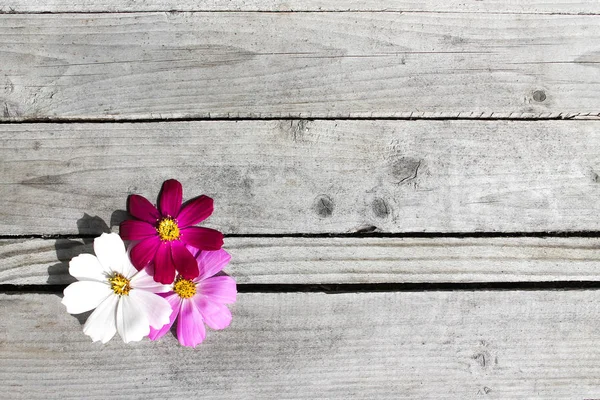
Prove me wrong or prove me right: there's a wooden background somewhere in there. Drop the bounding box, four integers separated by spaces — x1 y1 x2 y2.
1 1 600 398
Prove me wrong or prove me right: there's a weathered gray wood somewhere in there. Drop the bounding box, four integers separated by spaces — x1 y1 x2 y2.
1 13 600 121
3 121 600 235
2 0 600 13
2 291 600 399
3 236 600 285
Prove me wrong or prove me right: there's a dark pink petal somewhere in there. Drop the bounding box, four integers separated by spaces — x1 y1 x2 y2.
158 179 183 218
177 195 214 228
128 194 160 223
195 297 233 330
149 292 181 341
130 236 161 271
154 242 177 284
199 276 237 304
180 227 223 251
120 220 157 241
195 249 231 282
171 240 199 280
177 299 206 347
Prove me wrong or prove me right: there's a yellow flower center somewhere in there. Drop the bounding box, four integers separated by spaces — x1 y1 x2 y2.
157 217 180 241
109 273 131 296
173 277 197 299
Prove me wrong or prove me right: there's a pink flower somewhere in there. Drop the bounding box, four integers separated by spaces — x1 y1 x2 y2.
149 249 237 347
120 179 224 284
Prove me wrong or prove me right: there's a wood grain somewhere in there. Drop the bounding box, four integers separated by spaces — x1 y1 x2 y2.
3 236 600 285
2 0 600 13
2 291 600 399
3 120 600 235
1 12 600 120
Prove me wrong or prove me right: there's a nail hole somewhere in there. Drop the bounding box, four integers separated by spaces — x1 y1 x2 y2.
532 90 546 102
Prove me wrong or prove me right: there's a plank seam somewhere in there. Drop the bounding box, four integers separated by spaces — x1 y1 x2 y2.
3 282 600 295
5 232 600 240
1 115 598 124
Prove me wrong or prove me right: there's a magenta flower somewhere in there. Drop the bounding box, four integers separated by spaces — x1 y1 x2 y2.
149 248 236 347
120 179 224 284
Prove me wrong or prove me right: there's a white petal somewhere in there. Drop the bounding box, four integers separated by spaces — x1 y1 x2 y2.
69 254 109 282
121 251 137 279
116 296 150 343
94 233 127 274
62 281 112 314
129 289 172 330
83 295 119 343
130 267 171 293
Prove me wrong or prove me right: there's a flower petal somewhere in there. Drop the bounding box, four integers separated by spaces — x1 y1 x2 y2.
153 242 177 284
185 243 201 259
128 194 160 224
171 240 199 280
158 179 183 218
196 249 231 281
82 295 119 343
195 297 233 330
130 266 171 293
121 250 138 278
177 299 206 347
120 220 157 241
129 289 172 330
177 195 214 228
62 281 112 314
149 293 181 341
116 296 150 343
199 276 237 304
69 254 109 282
130 236 161 271
180 227 223 251
94 233 127 273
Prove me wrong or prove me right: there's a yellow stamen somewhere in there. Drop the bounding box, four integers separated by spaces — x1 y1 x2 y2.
109 273 131 296
173 277 197 299
157 217 180 241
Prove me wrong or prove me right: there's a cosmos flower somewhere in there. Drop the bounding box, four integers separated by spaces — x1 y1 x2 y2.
148 248 236 347
62 233 172 343
120 179 224 284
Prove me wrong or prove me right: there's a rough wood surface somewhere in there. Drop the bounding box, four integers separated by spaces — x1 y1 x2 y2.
2 4 600 398
2 0 600 13
3 236 600 285
1 13 600 121
2 291 600 399
3 121 600 235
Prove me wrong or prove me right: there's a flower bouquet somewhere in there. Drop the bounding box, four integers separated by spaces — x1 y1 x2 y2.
61 179 236 347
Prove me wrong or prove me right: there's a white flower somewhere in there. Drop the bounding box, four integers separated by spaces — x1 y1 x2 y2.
62 233 172 344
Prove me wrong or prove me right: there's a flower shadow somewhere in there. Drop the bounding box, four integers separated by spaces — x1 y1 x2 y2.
47 213 110 286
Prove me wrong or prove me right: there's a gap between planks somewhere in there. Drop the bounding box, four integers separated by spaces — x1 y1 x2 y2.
5 281 600 295
3 236 600 286
0 115 598 124
7 231 600 240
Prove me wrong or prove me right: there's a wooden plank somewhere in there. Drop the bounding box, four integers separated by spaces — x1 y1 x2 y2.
3 120 600 235
4 236 600 285
1 13 600 121
2 291 600 398
2 0 600 13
